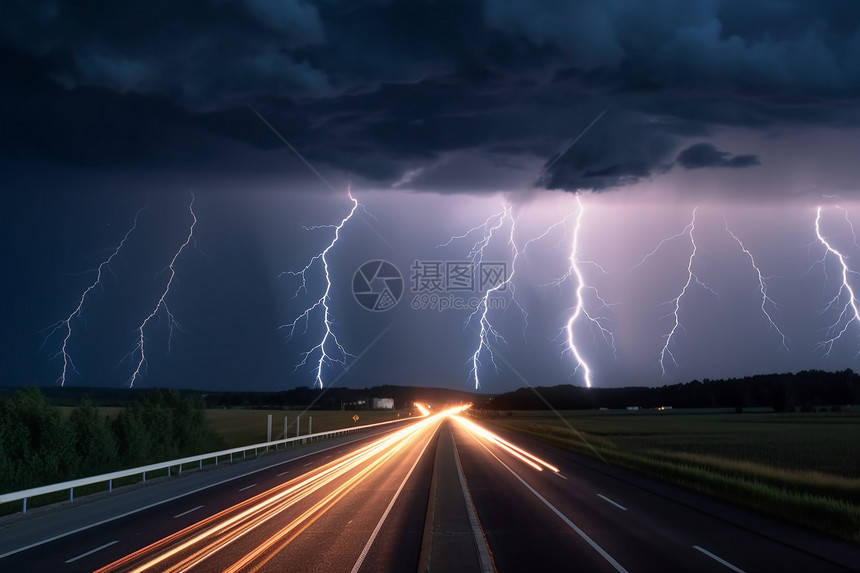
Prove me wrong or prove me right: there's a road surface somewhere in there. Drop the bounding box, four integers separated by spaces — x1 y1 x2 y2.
1 410 858 572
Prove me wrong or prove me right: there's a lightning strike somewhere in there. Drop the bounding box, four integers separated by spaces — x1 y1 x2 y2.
281 189 359 388
439 204 519 389
42 208 145 386
127 194 197 388
554 196 616 388
656 208 717 376
813 206 860 356
724 221 790 352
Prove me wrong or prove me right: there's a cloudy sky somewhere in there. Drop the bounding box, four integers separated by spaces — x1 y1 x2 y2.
4 0 860 393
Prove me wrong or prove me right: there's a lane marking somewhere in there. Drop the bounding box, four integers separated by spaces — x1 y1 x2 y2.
471 437 629 573
172 505 204 519
693 545 747 573
0 431 393 559
597 494 627 511
238 484 257 492
303 462 313 467
350 422 439 573
65 540 118 564
452 432 497 573
276 471 290 477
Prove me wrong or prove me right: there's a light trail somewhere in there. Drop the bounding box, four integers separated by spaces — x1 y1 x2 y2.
280 190 359 388
451 414 559 473
813 206 860 356
554 196 615 388
724 220 790 352
41 207 144 386
97 406 472 573
126 195 196 388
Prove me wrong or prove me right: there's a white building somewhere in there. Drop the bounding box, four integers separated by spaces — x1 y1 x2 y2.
372 397 394 410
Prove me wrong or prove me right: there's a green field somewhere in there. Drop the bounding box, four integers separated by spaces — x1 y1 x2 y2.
485 409 860 542
204 409 407 448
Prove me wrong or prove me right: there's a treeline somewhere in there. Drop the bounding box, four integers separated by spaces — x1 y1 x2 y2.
0 387 225 494
486 369 860 411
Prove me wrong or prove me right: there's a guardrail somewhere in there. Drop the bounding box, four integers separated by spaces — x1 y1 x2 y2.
0 415 412 514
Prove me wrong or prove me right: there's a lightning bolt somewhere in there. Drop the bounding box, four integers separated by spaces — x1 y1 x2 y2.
41 208 145 386
724 221 790 352
127 193 197 388
655 207 717 377
813 205 860 356
438 204 516 389
281 189 358 388
553 196 615 388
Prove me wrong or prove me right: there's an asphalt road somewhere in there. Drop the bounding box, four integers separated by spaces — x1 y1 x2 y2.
450 418 860 573
2 412 858 573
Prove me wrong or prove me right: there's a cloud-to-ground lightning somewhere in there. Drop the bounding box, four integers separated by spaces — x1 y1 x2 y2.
812 206 860 356
41 208 144 386
724 220 790 352
652 208 718 376
439 204 519 389
127 194 197 387
281 190 359 388
550 196 616 388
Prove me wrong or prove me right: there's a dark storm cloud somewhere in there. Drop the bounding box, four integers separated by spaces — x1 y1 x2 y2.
676 143 761 170
1 0 859 191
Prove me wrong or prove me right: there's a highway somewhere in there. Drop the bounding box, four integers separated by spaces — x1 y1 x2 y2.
1 407 858 572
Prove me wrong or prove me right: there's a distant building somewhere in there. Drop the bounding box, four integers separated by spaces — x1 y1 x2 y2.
626 406 639 411
372 397 394 410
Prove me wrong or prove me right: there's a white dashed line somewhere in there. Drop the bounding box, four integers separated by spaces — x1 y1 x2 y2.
693 545 747 573
238 484 257 492
173 505 204 519
276 470 290 477
597 494 627 511
65 541 118 563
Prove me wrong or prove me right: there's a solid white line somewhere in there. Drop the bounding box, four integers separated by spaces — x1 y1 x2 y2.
597 494 627 511
349 422 438 573
65 540 118 563
276 471 290 477
474 439 629 573
0 433 380 560
172 505 204 519
238 484 257 492
693 545 747 573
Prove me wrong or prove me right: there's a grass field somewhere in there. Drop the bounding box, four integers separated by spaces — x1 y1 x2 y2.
484 409 860 542
203 409 407 448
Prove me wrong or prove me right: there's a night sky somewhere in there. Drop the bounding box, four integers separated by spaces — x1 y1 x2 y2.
4 1 860 393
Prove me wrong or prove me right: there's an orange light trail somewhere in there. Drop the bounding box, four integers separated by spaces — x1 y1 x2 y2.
96 411 453 573
95 405 547 572
451 415 559 473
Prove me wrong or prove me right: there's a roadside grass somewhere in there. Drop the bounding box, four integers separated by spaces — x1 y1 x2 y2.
487 411 860 543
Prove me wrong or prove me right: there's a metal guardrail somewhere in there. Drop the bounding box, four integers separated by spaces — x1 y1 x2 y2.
0 416 411 514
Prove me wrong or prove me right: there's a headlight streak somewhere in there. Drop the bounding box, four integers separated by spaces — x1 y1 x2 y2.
96 408 469 573
451 415 559 474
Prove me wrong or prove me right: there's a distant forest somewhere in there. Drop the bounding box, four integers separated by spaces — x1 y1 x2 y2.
485 369 860 412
